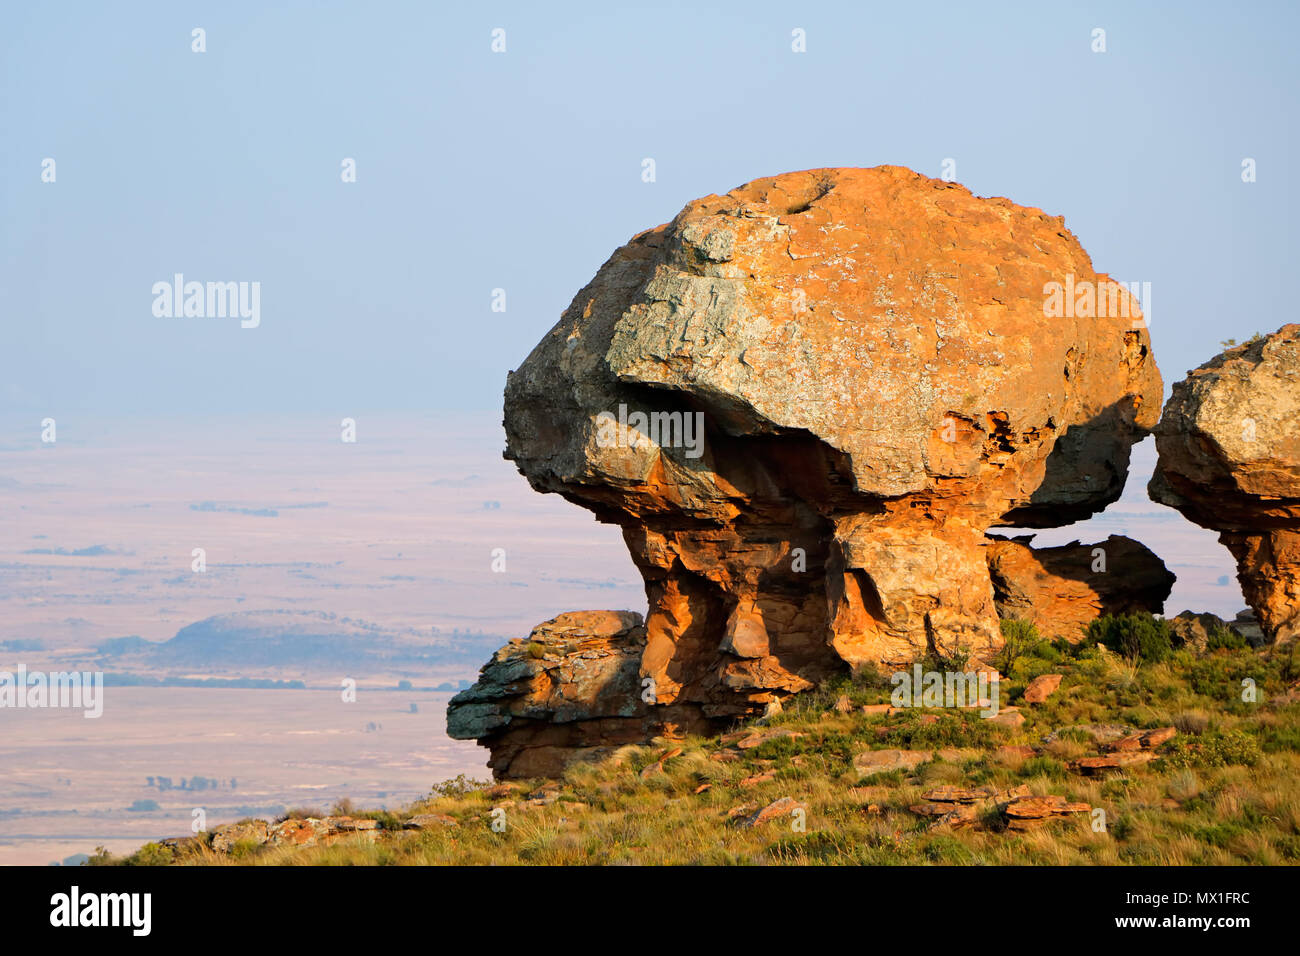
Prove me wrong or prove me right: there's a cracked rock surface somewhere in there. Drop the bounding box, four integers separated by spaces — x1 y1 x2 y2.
1150 325 1300 643
451 166 1162 777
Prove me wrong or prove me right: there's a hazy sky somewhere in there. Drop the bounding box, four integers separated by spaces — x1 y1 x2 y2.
3 1 1296 416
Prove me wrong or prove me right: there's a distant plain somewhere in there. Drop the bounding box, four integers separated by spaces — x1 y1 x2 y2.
0 412 1242 864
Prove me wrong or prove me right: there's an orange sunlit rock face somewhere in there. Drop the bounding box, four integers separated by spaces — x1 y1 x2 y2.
452 166 1163 777
986 534 1175 640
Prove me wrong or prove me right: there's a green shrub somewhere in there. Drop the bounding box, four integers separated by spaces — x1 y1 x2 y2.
1257 723 1300 753
851 662 892 690
429 773 489 798
1032 640 1065 665
922 646 971 673
752 734 804 761
766 829 852 863
1017 756 1067 779
1158 730 1263 770
126 842 174 866
277 807 328 822
923 834 979 864
997 618 1039 673
370 811 405 831
877 710 998 750
1187 653 1272 699
1206 626 1250 652
1086 613 1172 663
85 846 113 866
228 838 264 860
1173 711 1210 735
1281 643 1300 684
1195 821 1248 848
755 729 855 771
1277 835 1300 861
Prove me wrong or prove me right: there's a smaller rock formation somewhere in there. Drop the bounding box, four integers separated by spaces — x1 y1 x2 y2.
1057 725 1174 776
1104 726 1176 752
1166 610 1229 653
1071 752 1156 775
210 820 269 853
446 610 712 778
1001 795 1092 831
905 785 1090 831
986 535 1175 639
1230 608 1267 645
853 748 974 776
984 707 1025 728
206 815 381 853
738 796 805 828
1150 326 1300 643
1166 610 1263 651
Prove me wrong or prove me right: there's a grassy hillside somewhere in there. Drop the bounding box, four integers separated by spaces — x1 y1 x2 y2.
97 620 1300 865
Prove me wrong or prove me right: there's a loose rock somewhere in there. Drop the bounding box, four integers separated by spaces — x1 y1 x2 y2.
1022 674 1064 704
740 797 805 828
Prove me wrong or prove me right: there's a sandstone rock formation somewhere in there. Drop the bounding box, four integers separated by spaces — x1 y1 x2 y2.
1165 610 1231 653
446 610 674 778
202 815 382 855
986 534 1175 640
1230 608 1267 646
1150 326 1300 643
1166 609 1264 652
451 165 1162 776
1021 673 1063 704
905 785 1090 831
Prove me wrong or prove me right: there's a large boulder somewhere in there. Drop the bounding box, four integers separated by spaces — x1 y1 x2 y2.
1150 326 1300 643
986 534 1176 640
453 166 1162 775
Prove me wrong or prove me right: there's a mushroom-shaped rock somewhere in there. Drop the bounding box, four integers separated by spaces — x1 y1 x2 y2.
1150 325 1300 643
455 166 1162 776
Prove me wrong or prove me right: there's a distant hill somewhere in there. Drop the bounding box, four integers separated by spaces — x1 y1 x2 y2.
93 610 501 680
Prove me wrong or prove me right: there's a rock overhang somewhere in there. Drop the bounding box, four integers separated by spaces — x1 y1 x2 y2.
462 165 1168 777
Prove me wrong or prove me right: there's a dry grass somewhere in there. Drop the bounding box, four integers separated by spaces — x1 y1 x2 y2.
99 637 1300 866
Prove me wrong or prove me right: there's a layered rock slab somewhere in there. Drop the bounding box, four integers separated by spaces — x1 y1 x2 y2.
446 611 696 778
1150 326 1300 643
454 166 1162 776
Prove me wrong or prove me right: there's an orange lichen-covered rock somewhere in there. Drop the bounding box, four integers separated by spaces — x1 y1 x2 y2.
1151 326 1300 644
453 166 1161 776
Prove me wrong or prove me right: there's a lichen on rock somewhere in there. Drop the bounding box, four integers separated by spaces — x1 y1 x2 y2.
1150 325 1300 643
450 165 1163 777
